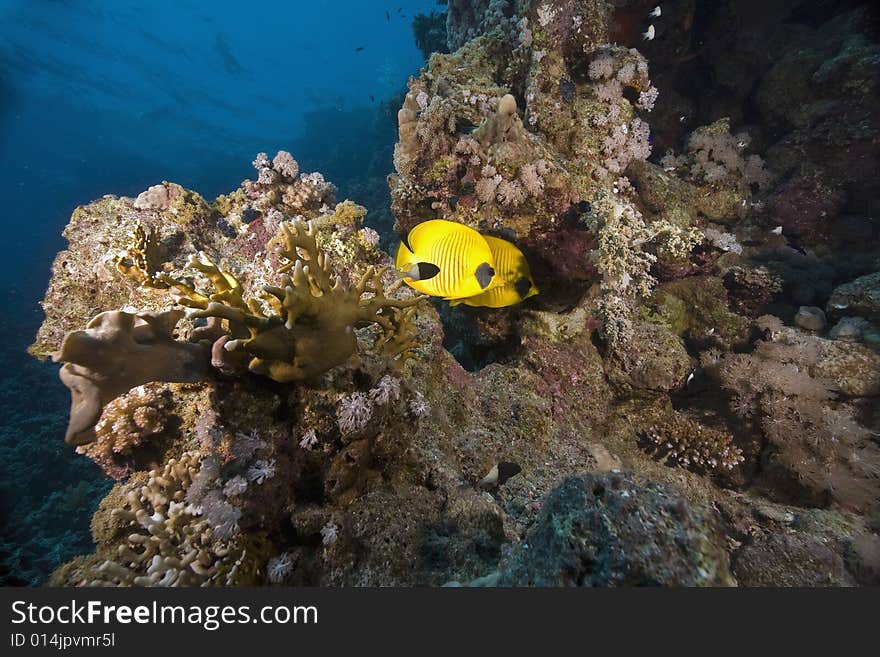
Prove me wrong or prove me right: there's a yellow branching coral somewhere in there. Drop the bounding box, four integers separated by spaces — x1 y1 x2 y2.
164 219 426 383
113 222 169 289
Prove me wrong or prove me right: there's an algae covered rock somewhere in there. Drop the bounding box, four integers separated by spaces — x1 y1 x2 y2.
828 272 880 322
497 472 734 587
731 508 865 587
603 322 693 395
641 275 751 349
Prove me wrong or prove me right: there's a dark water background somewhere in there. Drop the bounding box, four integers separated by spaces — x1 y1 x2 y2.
0 0 437 585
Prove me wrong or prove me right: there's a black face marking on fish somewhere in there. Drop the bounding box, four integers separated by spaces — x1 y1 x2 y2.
497 462 522 486
514 276 532 299
417 262 440 280
401 231 413 253
407 262 440 281
475 263 495 289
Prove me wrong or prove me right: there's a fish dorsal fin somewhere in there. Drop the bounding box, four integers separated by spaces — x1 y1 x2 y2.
401 230 414 255
404 220 436 252
406 219 468 251
394 237 416 272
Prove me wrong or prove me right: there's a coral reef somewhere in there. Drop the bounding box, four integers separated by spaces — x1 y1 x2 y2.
53 451 263 586
26 0 880 588
389 1 731 352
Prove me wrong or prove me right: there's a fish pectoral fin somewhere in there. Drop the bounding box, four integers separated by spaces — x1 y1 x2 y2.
403 262 440 281
448 298 463 307
475 262 496 290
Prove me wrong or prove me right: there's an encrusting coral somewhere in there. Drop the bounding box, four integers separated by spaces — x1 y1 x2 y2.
388 4 726 352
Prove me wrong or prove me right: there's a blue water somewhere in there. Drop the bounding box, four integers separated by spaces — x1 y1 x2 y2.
0 0 438 584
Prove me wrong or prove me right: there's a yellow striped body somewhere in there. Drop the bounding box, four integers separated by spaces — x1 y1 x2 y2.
396 220 499 299
450 236 538 308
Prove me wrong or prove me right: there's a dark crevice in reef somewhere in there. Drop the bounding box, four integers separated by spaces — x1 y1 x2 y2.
789 0 870 28
438 302 522 372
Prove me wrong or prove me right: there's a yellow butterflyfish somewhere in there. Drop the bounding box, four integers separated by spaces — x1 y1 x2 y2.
449 235 538 308
396 220 499 299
